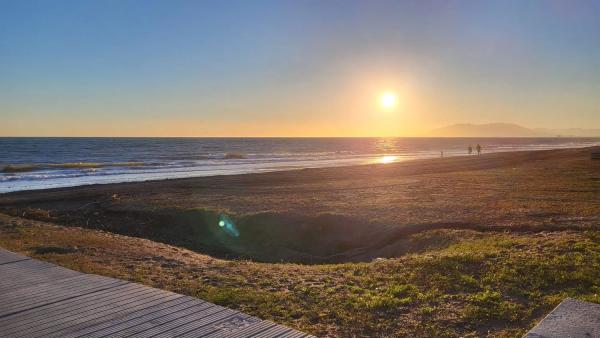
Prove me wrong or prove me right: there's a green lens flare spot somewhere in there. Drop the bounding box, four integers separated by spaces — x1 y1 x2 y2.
218 220 225 227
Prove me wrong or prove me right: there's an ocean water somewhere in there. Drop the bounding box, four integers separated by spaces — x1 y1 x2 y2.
1 137 599 193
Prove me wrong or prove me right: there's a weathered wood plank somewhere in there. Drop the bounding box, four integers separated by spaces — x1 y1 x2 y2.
68 297 203 338
0 263 82 292
242 323 295 338
0 274 113 304
0 248 29 265
122 303 230 337
524 298 600 338
24 290 182 338
142 308 242 338
188 312 275 337
0 275 98 308
0 285 127 320
62 296 195 338
0 282 146 326
0 247 313 338
278 330 310 338
0 257 57 272
0 276 126 317
3 285 157 336
227 320 280 338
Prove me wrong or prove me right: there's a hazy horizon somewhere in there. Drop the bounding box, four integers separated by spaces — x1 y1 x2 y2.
3 121 600 138
2 1 600 137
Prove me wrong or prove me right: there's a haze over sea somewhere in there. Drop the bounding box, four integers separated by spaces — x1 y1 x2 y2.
1 137 599 193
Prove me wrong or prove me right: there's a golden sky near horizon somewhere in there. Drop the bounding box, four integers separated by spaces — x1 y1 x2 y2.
2 1 600 137
2 66 598 137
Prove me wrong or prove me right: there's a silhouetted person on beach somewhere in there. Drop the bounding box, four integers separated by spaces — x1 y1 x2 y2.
468 145 473 155
476 144 481 155
441 151 444 158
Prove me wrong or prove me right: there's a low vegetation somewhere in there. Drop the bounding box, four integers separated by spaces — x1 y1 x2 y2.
1 213 598 337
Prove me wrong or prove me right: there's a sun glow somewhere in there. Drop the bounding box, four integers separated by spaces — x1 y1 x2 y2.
379 91 398 110
380 155 397 164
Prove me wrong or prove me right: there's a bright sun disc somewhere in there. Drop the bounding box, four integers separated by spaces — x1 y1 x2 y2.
379 92 397 109
380 155 397 164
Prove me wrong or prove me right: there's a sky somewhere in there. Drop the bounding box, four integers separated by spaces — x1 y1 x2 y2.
1 0 600 137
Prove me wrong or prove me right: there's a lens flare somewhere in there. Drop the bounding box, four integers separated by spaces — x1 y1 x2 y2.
217 214 240 237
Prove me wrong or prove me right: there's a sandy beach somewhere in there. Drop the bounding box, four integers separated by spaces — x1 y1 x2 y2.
1 146 599 262
5 2 600 336
1 146 599 336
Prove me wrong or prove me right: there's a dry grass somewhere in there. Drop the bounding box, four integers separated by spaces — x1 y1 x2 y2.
1 214 599 337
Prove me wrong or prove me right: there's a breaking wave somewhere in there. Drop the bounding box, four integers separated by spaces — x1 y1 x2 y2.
2 162 147 173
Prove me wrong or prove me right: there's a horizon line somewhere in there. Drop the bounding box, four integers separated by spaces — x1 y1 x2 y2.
1 135 599 139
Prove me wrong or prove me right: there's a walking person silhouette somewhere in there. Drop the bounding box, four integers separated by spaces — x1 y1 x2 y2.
468 145 473 155
476 144 482 155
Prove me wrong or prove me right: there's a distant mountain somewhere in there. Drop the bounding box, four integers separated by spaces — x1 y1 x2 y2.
430 123 542 137
533 128 600 137
429 123 600 137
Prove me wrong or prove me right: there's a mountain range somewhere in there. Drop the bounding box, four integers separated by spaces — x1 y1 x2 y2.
429 123 600 137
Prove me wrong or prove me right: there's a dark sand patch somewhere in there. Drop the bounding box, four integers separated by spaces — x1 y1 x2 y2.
1 146 599 263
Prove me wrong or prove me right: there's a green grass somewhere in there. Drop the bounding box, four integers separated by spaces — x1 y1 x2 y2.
1 214 598 337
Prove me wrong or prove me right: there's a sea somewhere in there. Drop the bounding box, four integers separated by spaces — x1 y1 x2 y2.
1 137 599 193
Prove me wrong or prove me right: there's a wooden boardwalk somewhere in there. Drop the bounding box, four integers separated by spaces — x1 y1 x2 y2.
524 298 600 338
0 247 313 338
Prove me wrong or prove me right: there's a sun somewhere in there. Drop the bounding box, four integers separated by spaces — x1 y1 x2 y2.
379 91 398 110
380 155 397 164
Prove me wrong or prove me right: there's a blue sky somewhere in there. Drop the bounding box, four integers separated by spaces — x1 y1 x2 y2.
1 0 600 136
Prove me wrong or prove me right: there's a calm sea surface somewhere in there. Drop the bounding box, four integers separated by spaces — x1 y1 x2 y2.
1 137 599 193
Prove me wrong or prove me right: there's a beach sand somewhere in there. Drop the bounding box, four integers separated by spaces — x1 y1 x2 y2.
1 146 599 262
0 146 599 336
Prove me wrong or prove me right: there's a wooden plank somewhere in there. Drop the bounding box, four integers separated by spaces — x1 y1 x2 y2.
261 325 300 337
0 279 119 315
241 324 293 338
138 308 241 338
0 263 82 292
278 331 310 338
0 263 61 285
219 320 279 338
0 248 29 265
0 275 96 307
22 289 180 338
118 303 229 337
60 295 185 337
525 298 600 337
0 274 109 305
0 274 122 307
0 282 146 326
0 258 57 272
3 285 156 336
68 297 202 338
86 305 220 338
181 311 271 337
0 247 313 338
0 277 126 318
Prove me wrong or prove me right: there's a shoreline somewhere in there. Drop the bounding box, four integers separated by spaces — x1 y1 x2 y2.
1 145 596 197
1 146 599 336
2 140 600 194
1 146 598 263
